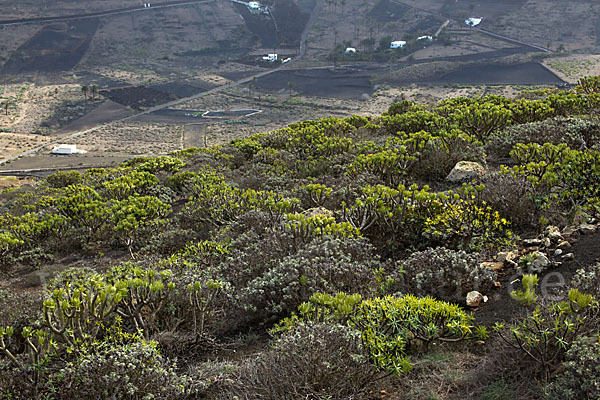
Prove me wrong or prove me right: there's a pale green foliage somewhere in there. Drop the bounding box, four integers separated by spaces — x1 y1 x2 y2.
187 279 224 338
102 170 159 200
125 155 186 173
285 213 360 244
276 292 477 376
426 185 512 250
342 183 438 245
495 288 598 381
510 273 539 306
110 195 171 257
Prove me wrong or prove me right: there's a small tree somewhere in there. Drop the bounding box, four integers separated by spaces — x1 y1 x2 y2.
110 196 171 258
81 85 89 100
90 85 98 100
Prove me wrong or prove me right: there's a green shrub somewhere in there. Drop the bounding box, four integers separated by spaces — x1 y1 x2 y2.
398 247 496 303
545 336 600 400
278 292 480 376
219 322 376 400
51 341 196 400
494 287 598 381
239 236 377 319
487 117 600 158
425 193 512 251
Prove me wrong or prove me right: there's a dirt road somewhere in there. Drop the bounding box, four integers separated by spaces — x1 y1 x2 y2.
0 0 324 167
389 0 552 53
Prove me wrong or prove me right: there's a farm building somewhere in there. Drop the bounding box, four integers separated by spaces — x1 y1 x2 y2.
248 1 260 11
344 47 356 54
465 17 482 27
417 35 433 42
262 53 278 62
51 144 86 155
390 40 406 49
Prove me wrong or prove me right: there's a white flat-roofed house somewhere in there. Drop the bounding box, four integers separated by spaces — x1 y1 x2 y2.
390 40 406 49
417 35 433 42
262 53 278 62
248 1 260 11
344 47 356 54
51 144 87 155
465 17 482 27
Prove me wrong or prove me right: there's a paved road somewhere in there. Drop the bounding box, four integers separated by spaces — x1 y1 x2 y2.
0 0 325 167
0 0 215 26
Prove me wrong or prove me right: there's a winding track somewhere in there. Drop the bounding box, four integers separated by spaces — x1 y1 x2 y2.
0 0 324 167
389 0 552 53
0 0 215 26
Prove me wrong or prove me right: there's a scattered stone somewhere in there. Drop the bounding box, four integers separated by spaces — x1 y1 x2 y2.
496 252 508 262
505 251 519 263
494 281 501 288
446 161 486 182
554 249 563 257
506 260 519 269
545 225 563 242
522 238 542 246
562 226 577 237
579 223 597 235
466 291 484 307
531 252 550 271
557 240 572 250
303 207 333 218
481 261 504 272
562 253 575 261
521 251 550 273
542 237 551 248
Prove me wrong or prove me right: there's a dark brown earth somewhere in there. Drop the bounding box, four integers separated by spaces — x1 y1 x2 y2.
367 0 410 23
0 19 99 76
428 62 566 85
254 67 374 99
473 229 600 326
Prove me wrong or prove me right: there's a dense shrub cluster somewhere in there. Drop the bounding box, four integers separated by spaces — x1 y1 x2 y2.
397 247 496 303
2 83 600 399
219 323 375 400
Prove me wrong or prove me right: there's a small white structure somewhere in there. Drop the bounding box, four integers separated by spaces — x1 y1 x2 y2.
344 47 356 54
248 1 260 10
262 53 278 62
417 35 433 42
465 17 482 27
282 57 291 63
51 144 86 155
390 40 406 49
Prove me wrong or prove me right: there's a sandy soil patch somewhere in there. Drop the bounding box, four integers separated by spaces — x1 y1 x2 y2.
543 54 600 84
65 121 184 155
0 83 93 134
0 132 53 159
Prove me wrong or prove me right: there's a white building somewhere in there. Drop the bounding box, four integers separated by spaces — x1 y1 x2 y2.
248 1 260 10
262 53 278 62
390 40 406 49
51 144 86 155
465 17 482 27
344 47 356 54
417 35 433 42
